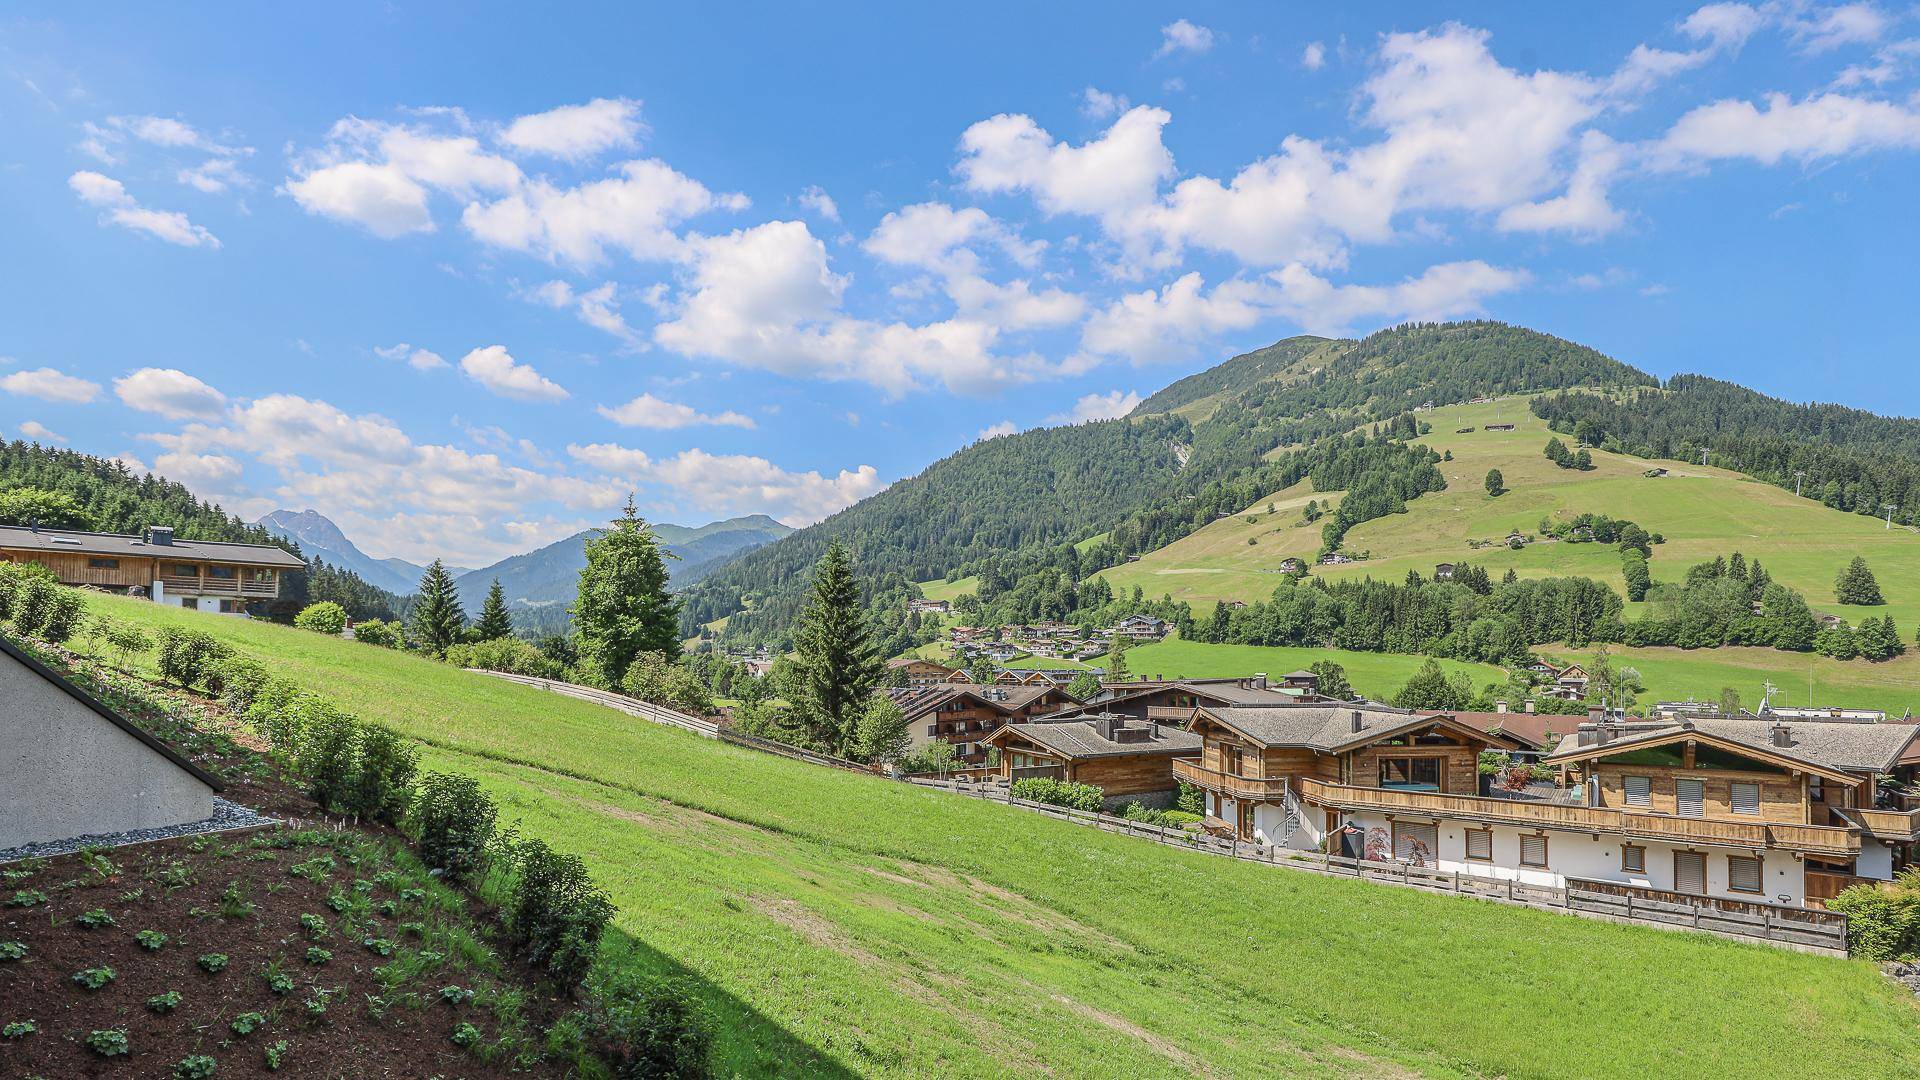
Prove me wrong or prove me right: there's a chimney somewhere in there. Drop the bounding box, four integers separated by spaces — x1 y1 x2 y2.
146 525 174 546
1771 723 1792 748
1587 705 1605 726
1350 709 1364 734
1524 699 1536 714
1253 672 1268 689
1495 699 1508 714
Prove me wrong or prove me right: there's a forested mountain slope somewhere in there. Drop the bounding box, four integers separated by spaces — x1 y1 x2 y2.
687 322 1656 647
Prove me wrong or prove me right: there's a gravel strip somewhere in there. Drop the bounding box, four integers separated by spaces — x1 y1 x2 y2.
0 798 277 863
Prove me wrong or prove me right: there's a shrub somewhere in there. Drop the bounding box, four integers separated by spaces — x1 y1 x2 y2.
7 573 58 636
451 1021 483 1048
1174 782 1205 817
1010 777 1105 813
36 589 86 645
410 772 498 883
297 708 361 811
72 966 116 990
352 619 404 648
444 636 563 679
502 838 614 986
586 974 716 1080
148 990 183 1013
345 725 418 824
176 1054 218 1079
1828 873 1920 961
85 1027 130 1057
619 651 716 715
294 601 349 636
156 627 231 690
215 655 273 712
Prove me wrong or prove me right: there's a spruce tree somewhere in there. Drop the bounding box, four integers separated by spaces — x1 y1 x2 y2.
1484 468 1503 496
410 559 467 656
790 541 883 756
572 498 682 686
1835 556 1885 605
474 579 514 641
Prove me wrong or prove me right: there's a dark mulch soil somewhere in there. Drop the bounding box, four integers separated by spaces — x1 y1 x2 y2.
0 654 578 1080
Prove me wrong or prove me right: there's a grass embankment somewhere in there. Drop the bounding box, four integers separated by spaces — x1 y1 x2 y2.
80 595 1920 1078
1104 639 1500 696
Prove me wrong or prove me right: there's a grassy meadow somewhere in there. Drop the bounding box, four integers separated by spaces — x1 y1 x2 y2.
70 593 1920 1077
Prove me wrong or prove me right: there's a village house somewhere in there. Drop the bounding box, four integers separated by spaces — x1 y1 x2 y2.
1108 614 1170 641
1434 563 1456 581
1175 701 1920 909
1543 664 1590 701
885 657 965 688
1318 551 1356 565
885 682 1080 765
1483 423 1516 431
907 598 951 615
1277 557 1305 574
0 524 304 616
985 713 1202 807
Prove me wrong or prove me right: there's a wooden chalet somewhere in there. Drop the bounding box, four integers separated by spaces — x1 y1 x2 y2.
0 524 303 616
984 713 1202 802
885 682 1079 765
886 657 965 688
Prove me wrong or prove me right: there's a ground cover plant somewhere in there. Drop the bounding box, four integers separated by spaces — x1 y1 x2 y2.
56 592 1920 1078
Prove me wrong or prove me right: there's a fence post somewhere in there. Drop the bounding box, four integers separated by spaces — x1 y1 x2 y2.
1506 878 1515 901
1452 870 1460 895
1626 893 1634 921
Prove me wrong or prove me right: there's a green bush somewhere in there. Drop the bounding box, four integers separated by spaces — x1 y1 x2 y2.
297 708 361 812
619 652 716 715
156 627 231 690
410 773 498 883
502 838 614 986
444 636 564 679
1010 777 1105 813
345 726 418 824
1828 873 1920 961
36 589 85 644
351 619 404 648
1174 782 1205 817
215 655 273 712
294 601 349 636
0 561 57 624
585 974 716 1080
8 574 58 636
175 1054 217 1079
85 1027 129 1057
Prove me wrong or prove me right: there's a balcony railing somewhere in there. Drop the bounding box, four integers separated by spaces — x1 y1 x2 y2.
1290 777 1860 855
1172 759 1290 801
1145 706 1197 723
1842 807 1920 841
158 567 279 598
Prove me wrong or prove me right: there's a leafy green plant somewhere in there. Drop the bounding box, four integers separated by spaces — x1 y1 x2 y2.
298 912 328 939
0 941 25 961
231 1011 266 1036
451 1021 482 1048
74 907 116 928
584 974 716 1080
2 1020 34 1039
409 772 497 883
197 952 229 973
305 946 332 966
399 920 426 938
377 899 398 917
439 984 474 1005
135 929 170 951
500 838 613 986
264 1039 292 1070
362 936 395 957
156 626 232 690
147 990 183 1014
219 880 255 918
302 990 331 1020
288 855 335 881
5 888 48 907
294 600 349 636
85 1027 130 1057
72 966 116 990
267 972 296 995
325 889 350 913
1009 777 1106 813
174 1054 217 1079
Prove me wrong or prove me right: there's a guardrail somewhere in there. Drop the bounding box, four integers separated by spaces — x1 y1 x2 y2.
911 777 1849 956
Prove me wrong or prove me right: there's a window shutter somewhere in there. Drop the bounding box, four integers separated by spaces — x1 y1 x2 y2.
1674 851 1706 895
1730 782 1761 815
1728 856 1762 894
1676 778 1705 818
1519 834 1547 867
1621 845 1645 873
1465 830 1492 861
1624 775 1651 807
1393 823 1439 864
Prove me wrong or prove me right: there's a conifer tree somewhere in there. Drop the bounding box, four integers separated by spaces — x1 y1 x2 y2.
790 541 883 755
1835 557 1885 606
1484 468 1504 496
573 498 681 686
474 579 514 641
409 559 467 656
1105 634 1131 680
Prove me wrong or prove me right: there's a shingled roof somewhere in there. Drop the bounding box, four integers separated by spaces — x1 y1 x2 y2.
883 682 1067 721
0 525 304 568
1544 715 1920 777
1193 702 1517 751
986 714 1201 760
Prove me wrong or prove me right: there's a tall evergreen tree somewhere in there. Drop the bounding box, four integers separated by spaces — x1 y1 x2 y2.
1484 468 1504 496
1835 557 1885 605
474 579 514 641
573 498 682 686
410 559 467 656
790 541 883 755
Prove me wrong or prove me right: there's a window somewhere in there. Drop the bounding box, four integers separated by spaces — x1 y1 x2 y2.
1623 775 1652 807
1621 844 1646 873
207 565 236 579
1808 776 1825 803
170 563 198 577
1730 782 1761 816
1675 778 1705 818
1392 822 1438 865
1728 855 1763 894
87 557 119 569
1464 829 1492 861
1674 851 1706 895
1378 756 1442 791
250 568 275 582
1519 834 1548 868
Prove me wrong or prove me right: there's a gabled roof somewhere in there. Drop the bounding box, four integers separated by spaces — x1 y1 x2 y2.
1 635 223 792
1192 702 1522 752
984 714 1202 760
1542 716 1917 780
1443 710 1578 751
883 681 1073 721
0 524 304 568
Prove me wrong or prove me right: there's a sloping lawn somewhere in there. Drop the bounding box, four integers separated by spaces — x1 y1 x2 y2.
79 594 1920 1078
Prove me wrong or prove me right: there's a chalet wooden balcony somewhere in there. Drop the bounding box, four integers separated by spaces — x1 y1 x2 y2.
1841 807 1920 841
1145 706 1198 723
1291 778 1861 856
1172 759 1290 801
159 567 278 598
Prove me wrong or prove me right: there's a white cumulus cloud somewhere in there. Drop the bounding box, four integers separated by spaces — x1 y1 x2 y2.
68 171 221 248
597 392 755 429
113 367 229 420
1 367 102 403
458 345 570 402
500 98 645 160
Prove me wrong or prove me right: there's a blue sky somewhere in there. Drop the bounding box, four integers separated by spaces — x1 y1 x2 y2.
3 2 1919 566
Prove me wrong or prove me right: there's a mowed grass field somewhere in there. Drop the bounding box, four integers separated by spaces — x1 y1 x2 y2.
1110 639 1501 696
73 593 1920 1078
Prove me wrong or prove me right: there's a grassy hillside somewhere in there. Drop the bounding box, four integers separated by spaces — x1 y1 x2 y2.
75 594 1920 1077
1111 639 1502 693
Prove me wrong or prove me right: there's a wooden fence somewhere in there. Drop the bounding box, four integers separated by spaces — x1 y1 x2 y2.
910 778 1850 956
